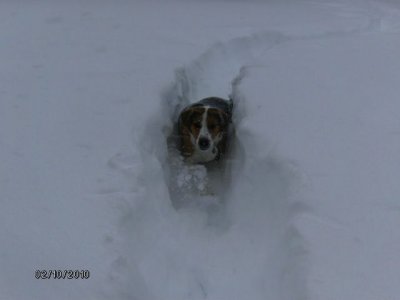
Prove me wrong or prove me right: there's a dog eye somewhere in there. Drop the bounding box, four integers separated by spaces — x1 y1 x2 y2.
208 124 216 130
193 122 202 129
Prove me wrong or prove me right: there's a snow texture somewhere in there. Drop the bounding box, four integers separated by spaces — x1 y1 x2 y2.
1 1 400 300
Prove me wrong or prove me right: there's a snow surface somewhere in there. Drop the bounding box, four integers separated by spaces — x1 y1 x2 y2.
1 1 400 299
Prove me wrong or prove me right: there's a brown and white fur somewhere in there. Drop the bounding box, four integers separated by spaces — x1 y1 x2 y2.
178 97 233 164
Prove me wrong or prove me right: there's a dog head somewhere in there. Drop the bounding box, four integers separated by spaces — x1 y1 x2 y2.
178 103 230 163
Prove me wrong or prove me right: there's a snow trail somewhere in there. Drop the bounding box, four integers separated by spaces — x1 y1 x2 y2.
105 32 309 300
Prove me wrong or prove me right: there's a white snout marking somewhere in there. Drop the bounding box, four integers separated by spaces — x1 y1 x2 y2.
187 106 219 163
197 106 210 144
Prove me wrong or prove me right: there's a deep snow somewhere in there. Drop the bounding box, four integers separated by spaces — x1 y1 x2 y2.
1 1 400 300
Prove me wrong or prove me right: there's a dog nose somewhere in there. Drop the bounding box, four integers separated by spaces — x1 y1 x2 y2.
198 137 210 150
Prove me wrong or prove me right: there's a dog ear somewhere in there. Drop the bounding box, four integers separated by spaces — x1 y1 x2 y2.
208 108 230 126
179 107 195 127
219 110 231 125
178 107 203 129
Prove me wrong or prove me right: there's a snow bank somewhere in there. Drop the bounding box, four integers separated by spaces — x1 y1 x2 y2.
236 16 400 299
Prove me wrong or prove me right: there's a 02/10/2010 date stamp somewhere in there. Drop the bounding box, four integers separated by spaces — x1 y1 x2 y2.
35 269 90 280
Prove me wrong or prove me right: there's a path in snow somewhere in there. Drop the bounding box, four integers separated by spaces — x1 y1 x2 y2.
104 32 309 300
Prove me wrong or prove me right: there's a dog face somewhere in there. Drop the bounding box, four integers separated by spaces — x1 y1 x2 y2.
179 105 229 163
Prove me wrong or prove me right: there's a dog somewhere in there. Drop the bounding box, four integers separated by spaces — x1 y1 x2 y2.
177 97 233 164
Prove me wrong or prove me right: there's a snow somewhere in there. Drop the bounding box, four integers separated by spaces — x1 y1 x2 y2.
1 0 400 299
